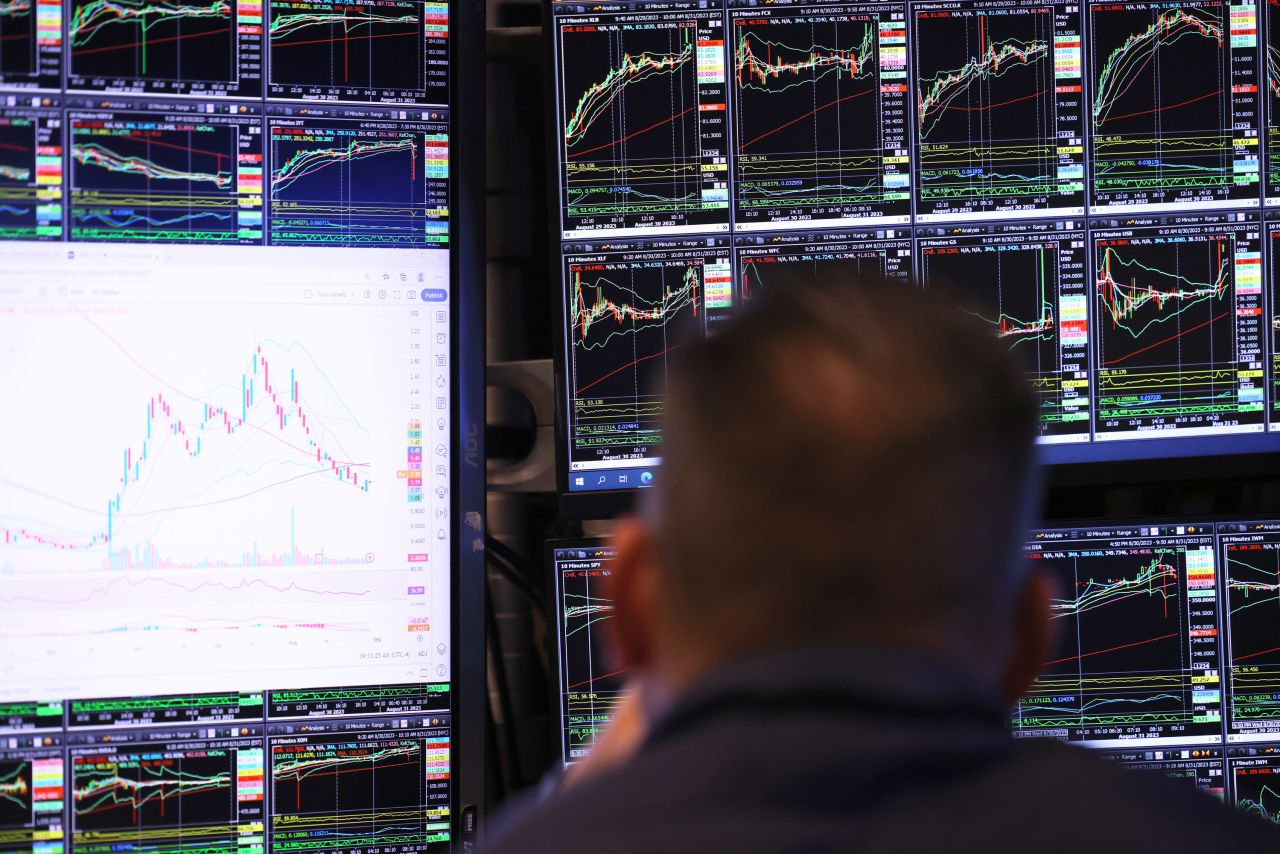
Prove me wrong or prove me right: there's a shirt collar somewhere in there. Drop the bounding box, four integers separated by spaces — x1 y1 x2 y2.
647 646 1008 742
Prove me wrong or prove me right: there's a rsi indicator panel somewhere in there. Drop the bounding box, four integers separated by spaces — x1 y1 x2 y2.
562 237 733 490
735 227 914 299
1090 212 1265 441
1086 0 1260 213
727 0 911 230
552 542 628 765
912 0 1086 222
1019 524 1223 747
553 0 730 239
917 220 1091 442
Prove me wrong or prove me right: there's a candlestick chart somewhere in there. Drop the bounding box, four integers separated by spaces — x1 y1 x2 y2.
919 238 1090 440
272 739 421 813
558 13 728 235
0 762 32 827
0 287 417 702
69 115 258 243
1224 540 1280 731
73 752 235 830
730 7 907 225
0 0 36 79
914 3 1081 217
566 258 707 465
268 0 425 96
269 729 451 851
68 0 235 85
1235 765 1280 824
0 752 63 850
1088 2 1254 208
1093 231 1263 435
1015 542 1221 742
268 121 447 247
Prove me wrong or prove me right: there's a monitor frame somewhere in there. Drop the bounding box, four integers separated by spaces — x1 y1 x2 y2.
450 0 488 838
545 536 614 769
540 0 1280 519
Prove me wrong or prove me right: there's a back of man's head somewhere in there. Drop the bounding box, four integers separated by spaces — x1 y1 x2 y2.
647 269 1041 665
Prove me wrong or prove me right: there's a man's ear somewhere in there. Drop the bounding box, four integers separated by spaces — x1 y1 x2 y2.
1000 568 1059 705
606 517 661 672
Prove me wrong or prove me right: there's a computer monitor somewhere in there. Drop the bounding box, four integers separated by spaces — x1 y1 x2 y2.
1023 518 1280 823
0 0 485 847
545 0 1280 513
548 539 629 764
548 522 1280 825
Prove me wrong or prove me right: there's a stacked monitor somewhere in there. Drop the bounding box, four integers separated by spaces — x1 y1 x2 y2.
0 0 484 849
548 0 1280 498
550 525 1280 822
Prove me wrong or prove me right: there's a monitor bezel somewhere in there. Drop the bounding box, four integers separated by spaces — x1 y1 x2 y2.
451 0 488 839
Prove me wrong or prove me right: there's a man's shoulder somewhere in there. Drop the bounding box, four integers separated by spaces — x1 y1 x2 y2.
482 738 1277 853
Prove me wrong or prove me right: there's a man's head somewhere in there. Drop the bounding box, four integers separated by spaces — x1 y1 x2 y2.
608 269 1055 702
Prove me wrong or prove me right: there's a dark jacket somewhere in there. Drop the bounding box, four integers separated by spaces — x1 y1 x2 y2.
483 648 1276 853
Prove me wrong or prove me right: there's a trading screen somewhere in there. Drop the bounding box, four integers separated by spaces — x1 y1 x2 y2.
0 2 457 850
551 526 1280 825
550 0 1280 495
551 542 628 763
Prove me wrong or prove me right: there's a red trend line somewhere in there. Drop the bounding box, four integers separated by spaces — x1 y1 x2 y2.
1234 644 1280 663
1099 88 1222 124
0 32 30 42
72 25 229 57
568 666 630 690
741 87 875 151
272 28 419 49
576 342 683 395
567 105 696 160
280 757 419 811
1101 310 1228 366
930 87 1048 113
1042 631 1178 667
115 131 229 161
0 141 29 153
